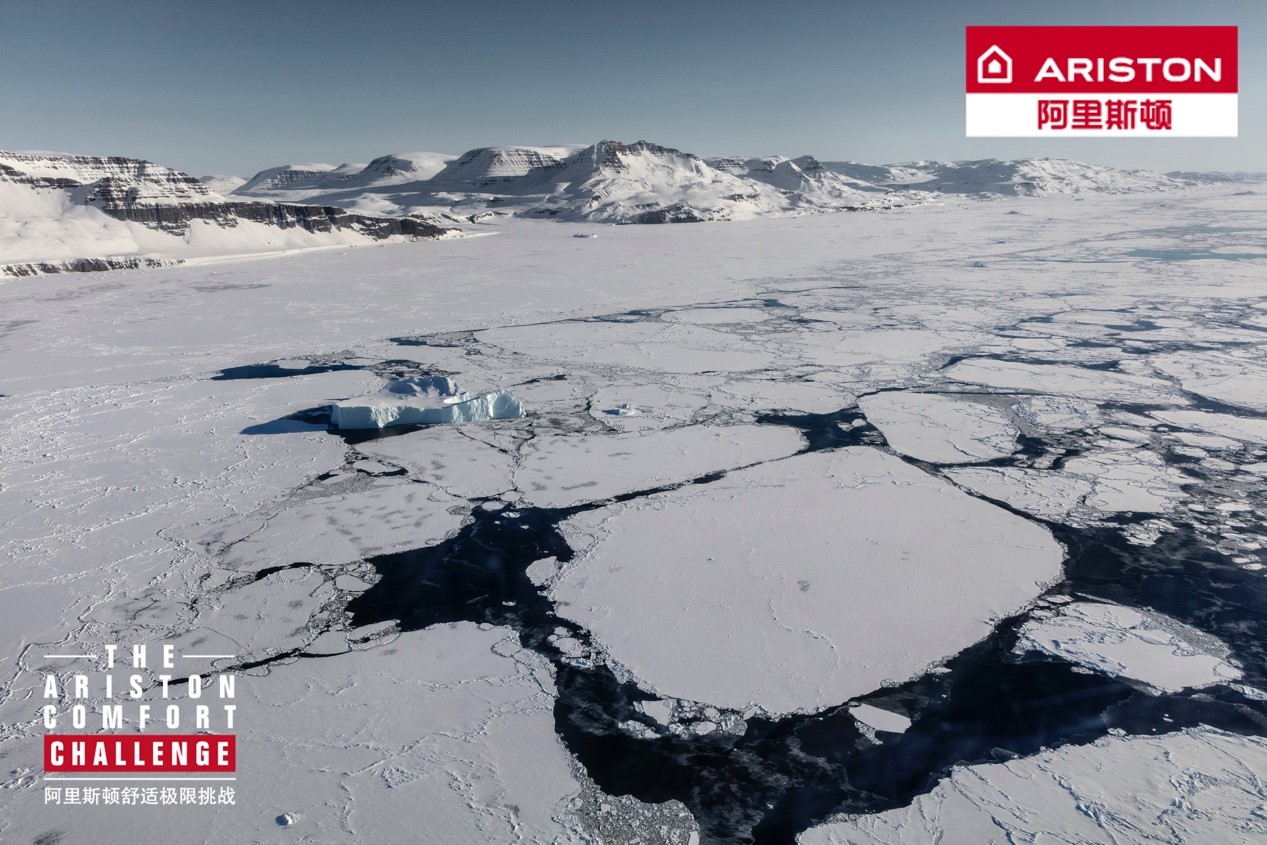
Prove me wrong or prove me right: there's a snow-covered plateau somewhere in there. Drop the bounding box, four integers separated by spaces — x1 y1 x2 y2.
1 142 1218 278
1 179 1265 844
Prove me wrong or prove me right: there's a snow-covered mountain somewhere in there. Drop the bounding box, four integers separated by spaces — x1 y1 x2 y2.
235 151 456 196
431 146 580 183
199 174 247 194
1165 169 1267 184
1 141 1209 277
820 158 1189 196
0 151 454 277
235 141 1194 223
235 140 907 224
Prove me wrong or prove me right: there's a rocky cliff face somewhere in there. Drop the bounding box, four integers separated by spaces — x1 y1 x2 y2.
0 151 454 277
97 198 447 239
3 151 449 238
2 256 177 277
234 164 353 193
74 178 438 239
2 153 214 195
571 140 698 172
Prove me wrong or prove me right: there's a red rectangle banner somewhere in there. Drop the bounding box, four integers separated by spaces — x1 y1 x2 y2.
966 26 1238 94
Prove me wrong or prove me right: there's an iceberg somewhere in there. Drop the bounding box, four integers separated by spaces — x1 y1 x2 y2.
330 376 524 429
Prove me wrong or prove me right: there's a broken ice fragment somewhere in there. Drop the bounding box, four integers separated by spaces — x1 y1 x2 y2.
1016 601 1242 693
330 376 524 429
850 702 912 735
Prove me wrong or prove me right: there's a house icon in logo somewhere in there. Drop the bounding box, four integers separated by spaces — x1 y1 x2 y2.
977 45 1012 84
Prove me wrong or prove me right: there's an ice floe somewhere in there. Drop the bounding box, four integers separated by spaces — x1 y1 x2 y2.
1062 449 1190 513
1016 600 1242 693
849 702 912 735
515 424 804 509
858 391 1017 464
354 425 517 499
479 321 777 375
945 467 1093 522
1154 350 1267 412
944 359 1183 404
948 447 1190 522
585 383 710 431
1152 409 1267 444
208 482 470 570
1011 395 1103 432
551 448 1062 714
799 728 1267 844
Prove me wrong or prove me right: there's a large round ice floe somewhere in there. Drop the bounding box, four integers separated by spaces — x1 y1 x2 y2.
551 447 1063 714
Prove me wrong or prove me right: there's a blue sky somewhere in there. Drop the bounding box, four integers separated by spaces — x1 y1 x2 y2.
0 0 1261 176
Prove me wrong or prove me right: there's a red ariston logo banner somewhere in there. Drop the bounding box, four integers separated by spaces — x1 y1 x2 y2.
965 26 1238 137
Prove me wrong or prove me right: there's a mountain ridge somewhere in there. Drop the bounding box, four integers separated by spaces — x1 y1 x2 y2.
0 151 454 277
0 141 1235 277
234 139 1199 224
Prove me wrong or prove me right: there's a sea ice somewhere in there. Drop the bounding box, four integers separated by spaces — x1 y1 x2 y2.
798 728 1267 844
354 425 517 499
551 448 1062 714
479 320 777 375
3 623 586 844
1016 600 1242 693
1152 408 1267 444
1010 395 1102 432
1061 449 1189 513
515 424 804 509
944 359 1183 404
858 391 1017 464
3 185 1266 843
207 482 470 570
850 703 912 735
1153 350 1267 412
948 447 1189 522
945 467 1093 522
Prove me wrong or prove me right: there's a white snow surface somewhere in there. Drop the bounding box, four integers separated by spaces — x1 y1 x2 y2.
0 185 1265 841
199 174 247 194
943 358 1185 404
